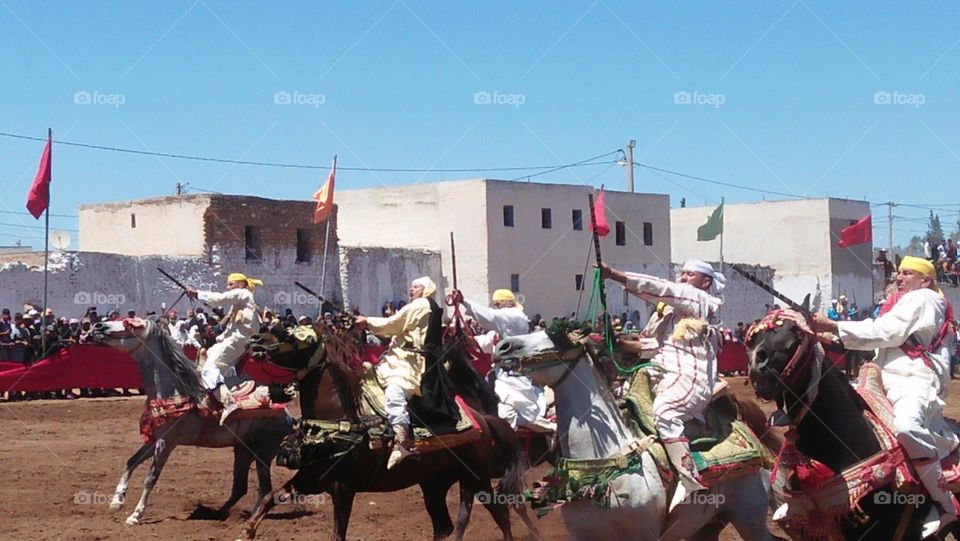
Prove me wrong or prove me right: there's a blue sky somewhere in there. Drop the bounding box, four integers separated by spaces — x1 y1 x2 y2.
1 1 959 250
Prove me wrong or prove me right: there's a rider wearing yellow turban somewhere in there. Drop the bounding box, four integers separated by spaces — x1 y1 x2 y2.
187 272 263 422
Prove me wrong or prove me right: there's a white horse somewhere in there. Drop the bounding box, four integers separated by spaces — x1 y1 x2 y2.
493 330 782 541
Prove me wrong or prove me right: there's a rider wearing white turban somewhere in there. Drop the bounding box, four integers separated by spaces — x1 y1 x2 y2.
356 276 439 469
601 260 723 512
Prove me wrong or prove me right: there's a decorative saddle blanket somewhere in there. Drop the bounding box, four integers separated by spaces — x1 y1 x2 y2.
138 381 285 444
621 368 774 486
772 362 960 540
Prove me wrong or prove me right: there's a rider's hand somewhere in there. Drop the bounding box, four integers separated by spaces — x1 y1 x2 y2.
185 288 198 299
354 316 368 330
596 262 624 284
811 313 837 334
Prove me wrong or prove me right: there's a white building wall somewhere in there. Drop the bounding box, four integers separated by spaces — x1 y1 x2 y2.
337 179 672 321
671 198 872 311
338 246 442 315
79 195 210 257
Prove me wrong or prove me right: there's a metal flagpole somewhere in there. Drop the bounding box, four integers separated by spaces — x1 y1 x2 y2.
41 128 51 358
317 156 336 310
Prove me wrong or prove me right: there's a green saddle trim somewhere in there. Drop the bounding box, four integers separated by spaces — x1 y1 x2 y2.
526 449 648 517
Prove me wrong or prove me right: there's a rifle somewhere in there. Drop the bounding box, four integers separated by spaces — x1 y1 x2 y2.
294 281 324 303
158 267 191 313
450 231 462 333
587 191 614 343
729 263 809 315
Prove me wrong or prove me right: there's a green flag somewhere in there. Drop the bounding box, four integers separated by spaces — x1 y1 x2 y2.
697 203 723 241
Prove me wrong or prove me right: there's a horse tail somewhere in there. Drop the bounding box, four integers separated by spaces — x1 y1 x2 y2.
730 393 783 454
487 416 527 498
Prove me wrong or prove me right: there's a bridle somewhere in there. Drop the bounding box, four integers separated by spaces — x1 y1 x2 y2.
90 317 149 355
498 341 586 389
747 309 823 426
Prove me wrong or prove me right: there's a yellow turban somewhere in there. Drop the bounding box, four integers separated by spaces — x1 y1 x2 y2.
491 289 516 303
898 256 935 279
227 272 264 291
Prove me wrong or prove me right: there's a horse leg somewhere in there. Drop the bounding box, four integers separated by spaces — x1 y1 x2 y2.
329 482 356 541
110 442 154 512
252 448 275 509
215 446 253 519
453 483 476 541
420 477 455 540
512 503 541 538
125 439 175 525
240 481 295 541
723 475 783 541
473 480 513 541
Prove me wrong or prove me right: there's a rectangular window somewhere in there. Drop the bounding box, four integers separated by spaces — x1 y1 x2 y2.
615 221 626 246
572 209 583 231
541 208 552 229
575 274 584 291
623 289 630 306
130 213 136 228
503 205 514 227
510 274 520 293
643 222 653 246
244 225 262 262
296 229 311 263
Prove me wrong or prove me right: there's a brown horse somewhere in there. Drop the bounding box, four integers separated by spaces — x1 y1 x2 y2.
240 323 526 541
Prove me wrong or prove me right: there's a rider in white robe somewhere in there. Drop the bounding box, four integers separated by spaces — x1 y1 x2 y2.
602 259 724 512
462 289 555 432
814 255 958 537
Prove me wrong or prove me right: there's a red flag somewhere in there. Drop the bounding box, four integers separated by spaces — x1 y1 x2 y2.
592 189 610 237
312 156 336 224
838 214 872 248
26 132 52 219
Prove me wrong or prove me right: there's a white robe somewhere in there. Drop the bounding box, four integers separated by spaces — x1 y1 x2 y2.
838 287 958 459
197 288 260 388
623 272 722 440
462 298 551 430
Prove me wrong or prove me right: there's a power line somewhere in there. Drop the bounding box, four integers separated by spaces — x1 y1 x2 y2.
0 131 620 175
0 209 76 219
633 161 804 199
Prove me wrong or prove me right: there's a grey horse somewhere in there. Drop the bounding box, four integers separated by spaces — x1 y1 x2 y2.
86 316 294 525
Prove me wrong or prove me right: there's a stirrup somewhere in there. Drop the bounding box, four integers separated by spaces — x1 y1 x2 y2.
387 443 415 470
922 502 959 538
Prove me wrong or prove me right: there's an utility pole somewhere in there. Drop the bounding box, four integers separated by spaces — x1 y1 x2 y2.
175 182 182 195
887 201 895 255
625 140 635 192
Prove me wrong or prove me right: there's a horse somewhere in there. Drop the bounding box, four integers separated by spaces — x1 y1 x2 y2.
240 320 527 541
745 307 956 540
493 329 783 541
85 317 295 525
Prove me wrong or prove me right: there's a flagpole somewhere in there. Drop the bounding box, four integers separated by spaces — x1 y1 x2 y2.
718 197 724 271
317 155 336 311
41 128 50 359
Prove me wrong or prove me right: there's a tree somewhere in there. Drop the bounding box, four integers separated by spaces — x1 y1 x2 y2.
951 206 960 242
926 210 945 245
905 235 924 255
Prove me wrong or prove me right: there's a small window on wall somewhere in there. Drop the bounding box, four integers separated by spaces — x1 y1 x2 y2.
130 213 136 228
623 289 630 306
643 222 653 246
541 208 552 229
575 274 584 291
296 229 311 263
615 221 626 246
510 274 520 293
245 225 262 262
572 209 583 230
503 205 514 227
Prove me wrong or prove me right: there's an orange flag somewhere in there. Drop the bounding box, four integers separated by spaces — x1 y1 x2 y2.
312 156 336 224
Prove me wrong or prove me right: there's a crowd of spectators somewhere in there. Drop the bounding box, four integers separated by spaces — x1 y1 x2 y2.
921 239 960 287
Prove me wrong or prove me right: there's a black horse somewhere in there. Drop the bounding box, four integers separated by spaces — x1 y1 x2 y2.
746 308 957 540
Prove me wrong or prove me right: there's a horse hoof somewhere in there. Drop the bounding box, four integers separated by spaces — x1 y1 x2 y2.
125 516 140 525
109 502 122 512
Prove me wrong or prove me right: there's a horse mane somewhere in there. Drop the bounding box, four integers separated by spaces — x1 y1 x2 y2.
146 316 208 402
318 324 364 419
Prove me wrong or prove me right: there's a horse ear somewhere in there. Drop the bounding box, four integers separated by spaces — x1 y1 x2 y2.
801 294 811 314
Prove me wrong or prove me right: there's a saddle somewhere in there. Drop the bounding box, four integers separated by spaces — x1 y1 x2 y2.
771 363 960 540
620 368 774 487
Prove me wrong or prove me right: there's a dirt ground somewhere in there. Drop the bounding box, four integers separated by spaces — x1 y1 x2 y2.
3 377 958 540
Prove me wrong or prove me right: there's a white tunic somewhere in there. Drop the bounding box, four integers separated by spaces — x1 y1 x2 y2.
197 287 260 387
623 272 722 439
838 288 957 458
462 298 549 429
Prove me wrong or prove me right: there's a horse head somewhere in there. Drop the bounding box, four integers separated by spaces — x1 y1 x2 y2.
249 325 325 371
85 317 153 353
493 326 592 388
745 308 820 405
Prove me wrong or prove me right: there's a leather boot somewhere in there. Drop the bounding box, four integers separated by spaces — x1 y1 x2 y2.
664 439 706 512
387 424 415 470
914 456 959 538
218 384 239 425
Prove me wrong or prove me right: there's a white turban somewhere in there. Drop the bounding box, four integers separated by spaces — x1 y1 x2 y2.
411 276 437 298
681 259 726 294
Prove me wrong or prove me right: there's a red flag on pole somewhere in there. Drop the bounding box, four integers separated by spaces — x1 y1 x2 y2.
838 214 872 248
312 156 337 224
26 132 52 219
592 189 610 237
